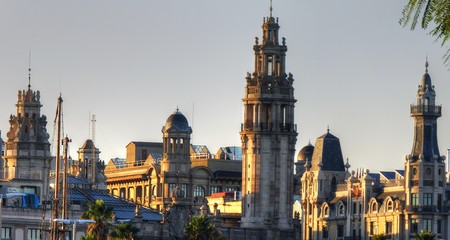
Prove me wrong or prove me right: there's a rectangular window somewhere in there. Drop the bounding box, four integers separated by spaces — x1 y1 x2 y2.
423 193 433 206
337 225 344 237
181 184 188 197
411 219 418 234
411 193 419 207
437 219 442 234
169 183 177 193
210 186 221 194
438 194 442 208
353 202 357 214
385 222 393 234
370 222 374 235
322 226 328 239
27 228 41 240
423 219 432 231
1 227 11 240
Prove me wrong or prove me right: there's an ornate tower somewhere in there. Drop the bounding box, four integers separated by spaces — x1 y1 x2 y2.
160 110 193 207
240 10 297 230
2 70 51 200
404 62 447 236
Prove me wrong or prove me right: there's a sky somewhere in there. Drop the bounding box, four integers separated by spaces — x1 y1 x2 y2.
0 1 449 173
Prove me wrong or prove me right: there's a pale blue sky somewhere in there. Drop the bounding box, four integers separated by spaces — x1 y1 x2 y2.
0 1 449 172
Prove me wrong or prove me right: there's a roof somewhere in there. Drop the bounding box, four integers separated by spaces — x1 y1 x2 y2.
67 188 162 221
310 131 345 172
213 170 241 180
395 169 405 177
368 173 380 183
217 146 242 160
191 145 210 155
380 171 395 180
164 111 190 131
127 142 163 148
80 139 96 150
297 143 314 162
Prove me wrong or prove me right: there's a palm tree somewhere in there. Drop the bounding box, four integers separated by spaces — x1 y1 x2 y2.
81 199 114 240
110 222 140 240
184 215 224 240
400 0 450 65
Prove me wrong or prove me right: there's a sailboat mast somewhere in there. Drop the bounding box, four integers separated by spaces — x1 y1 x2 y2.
51 95 63 240
61 136 70 239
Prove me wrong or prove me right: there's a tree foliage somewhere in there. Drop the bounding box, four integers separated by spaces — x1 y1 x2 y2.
400 0 450 64
184 215 225 240
110 222 140 240
81 199 114 240
372 233 387 240
414 230 436 240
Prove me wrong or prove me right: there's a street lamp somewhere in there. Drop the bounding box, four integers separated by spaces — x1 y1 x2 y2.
0 193 27 237
53 219 95 240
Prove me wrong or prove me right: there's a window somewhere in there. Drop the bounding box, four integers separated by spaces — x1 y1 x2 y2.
169 183 177 193
337 225 344 238
323 206 329 217
411 193 419 207
387 200 394 212
411 219 418 234
27 228 41 240
181 184 188 197
338 204 345 216
423 219 432 231
370 222 377 236
423 193 433 206
193 186 205 197
371 202 377 213
1 227 11 240
385 222 393 235
322 226 328 239
210 186 222 194
437 219 442 234
353 202 357 214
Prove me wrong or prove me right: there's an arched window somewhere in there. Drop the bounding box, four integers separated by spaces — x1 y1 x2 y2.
323 205 329 217
338 204 345 216
194 186 205 197
387 200 394 212
371 202 378 213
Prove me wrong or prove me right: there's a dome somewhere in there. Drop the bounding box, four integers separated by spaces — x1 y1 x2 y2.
164 110 190 131
297 143 314 162
81 139 95 149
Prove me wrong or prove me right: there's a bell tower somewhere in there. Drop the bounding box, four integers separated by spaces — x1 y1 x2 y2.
2 68 51 200
404 61 447 236
240 7 297 231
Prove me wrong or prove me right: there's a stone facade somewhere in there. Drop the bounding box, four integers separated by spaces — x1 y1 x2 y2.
300 64 450 240
240 11 297 232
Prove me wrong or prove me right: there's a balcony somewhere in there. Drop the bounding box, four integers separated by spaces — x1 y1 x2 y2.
410 105 441 116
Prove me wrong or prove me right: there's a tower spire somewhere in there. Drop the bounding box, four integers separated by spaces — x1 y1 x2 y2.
269 0 273 18
28 50 31 91
425 56 429 73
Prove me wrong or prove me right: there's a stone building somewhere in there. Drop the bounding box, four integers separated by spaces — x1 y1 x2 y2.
300 63 449 240
239 7 298 237
104 110 242 213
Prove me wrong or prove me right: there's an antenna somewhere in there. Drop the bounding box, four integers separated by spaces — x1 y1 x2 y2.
91 114 96 184
192 103 195 144
28 50 31 90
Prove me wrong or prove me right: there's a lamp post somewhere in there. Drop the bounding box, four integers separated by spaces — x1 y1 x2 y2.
0 193 27 237
53 219 95 240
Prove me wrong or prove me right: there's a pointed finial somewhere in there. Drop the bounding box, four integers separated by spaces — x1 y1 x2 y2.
269 0 273 18
327 125 330 133
425 56 429 73
176 106 179 112
28 50 32 90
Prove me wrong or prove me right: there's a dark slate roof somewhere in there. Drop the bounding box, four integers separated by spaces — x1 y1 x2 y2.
310 131 345 172
164 111 190 131
297 143 314 162
380 171 395 180
67 188 162 221
369 173 381 183
213 170 241 180
395 169 405 177
81 139 96 150
50 175 92 186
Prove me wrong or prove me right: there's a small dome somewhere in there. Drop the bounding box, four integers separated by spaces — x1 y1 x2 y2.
297 143 314 162
81 139 95 149
164 110 190 131
420 72 432 91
